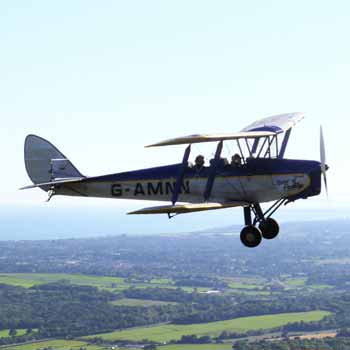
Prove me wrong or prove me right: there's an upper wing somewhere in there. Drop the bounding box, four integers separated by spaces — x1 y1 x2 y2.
146 131 274 148
241 112 304 134
146 112 304 148
128 202 247 215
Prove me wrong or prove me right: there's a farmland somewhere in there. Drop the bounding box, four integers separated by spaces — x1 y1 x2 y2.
86 311 332 342
0 273 126 289
0 273 210 293
0 272 307 294
1 339 103 350
1 222 350 348
0 330 27 338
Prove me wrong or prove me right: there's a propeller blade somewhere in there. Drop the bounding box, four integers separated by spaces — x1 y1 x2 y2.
320 126 328 196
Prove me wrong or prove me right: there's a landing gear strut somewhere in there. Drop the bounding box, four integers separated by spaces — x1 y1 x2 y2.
240 199 285 248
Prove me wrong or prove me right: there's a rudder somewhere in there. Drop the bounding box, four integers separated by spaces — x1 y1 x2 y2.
24 135 83 186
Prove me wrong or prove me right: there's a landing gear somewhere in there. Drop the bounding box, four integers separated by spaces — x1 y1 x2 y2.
240 200 285 248
259 218 279 239
240 225 262 248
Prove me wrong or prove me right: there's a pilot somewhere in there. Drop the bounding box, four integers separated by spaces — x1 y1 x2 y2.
194 155 205 171
231 153 242 167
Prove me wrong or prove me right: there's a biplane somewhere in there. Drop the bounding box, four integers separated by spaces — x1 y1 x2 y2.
21 112 328 248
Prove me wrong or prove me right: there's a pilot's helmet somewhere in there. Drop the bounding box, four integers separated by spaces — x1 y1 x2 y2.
232 153 241 164
195 155 205 167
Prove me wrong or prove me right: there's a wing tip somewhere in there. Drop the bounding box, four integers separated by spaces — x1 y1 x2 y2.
19 185 34 190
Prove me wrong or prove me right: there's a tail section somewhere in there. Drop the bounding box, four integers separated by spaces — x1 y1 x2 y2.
24 135 83 190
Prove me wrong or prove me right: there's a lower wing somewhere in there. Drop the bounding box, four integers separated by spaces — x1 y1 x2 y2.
128 202 247 215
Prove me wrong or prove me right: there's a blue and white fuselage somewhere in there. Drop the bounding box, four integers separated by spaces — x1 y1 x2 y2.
56 158 321 204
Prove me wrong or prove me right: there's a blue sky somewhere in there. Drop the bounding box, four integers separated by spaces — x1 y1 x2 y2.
0 1 349 237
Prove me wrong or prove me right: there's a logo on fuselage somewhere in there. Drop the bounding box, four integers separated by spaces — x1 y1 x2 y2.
111 180 190 197
273 175 307 194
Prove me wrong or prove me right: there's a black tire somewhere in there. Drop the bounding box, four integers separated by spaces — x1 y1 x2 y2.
259 218 279 240
240 226 262 248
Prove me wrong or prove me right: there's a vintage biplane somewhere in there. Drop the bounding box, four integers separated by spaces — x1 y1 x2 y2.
21 112 328 247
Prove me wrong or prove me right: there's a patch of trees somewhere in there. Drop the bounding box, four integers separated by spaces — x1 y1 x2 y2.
0 283 176 338
174 275 228 289
282 318 337 333
308 269 350 288
215 329 269 341
175 334 211 344
124 286 195 303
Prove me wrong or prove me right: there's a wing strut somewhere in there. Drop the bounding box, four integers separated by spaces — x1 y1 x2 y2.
278 128 291 158
251 138 260 154
236 140 246 164
204 141 223 201
171 145 191 205
263 136 274 158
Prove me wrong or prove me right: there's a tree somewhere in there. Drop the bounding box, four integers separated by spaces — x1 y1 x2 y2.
144 345 156 350
9 329 17 337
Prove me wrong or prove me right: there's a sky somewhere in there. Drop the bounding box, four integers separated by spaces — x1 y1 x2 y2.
0 1 349 238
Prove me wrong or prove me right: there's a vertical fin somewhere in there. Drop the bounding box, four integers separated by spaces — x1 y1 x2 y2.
24 135 83 190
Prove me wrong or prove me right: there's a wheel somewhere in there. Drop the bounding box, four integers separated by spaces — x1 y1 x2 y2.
259 218 279 240
240 225 262 248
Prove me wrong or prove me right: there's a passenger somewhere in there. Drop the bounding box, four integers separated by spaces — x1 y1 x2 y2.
231 153 242 167
194 155 205 171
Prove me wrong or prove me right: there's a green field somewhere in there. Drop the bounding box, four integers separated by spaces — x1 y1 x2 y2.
223 277 270 296
86 310 331 342
284 278 307 287
224 277 266 291
1 339 102 350
0 273 125 289
283 278 332 290
1 339 145 350
227 290 271 296
227 281 261 290
0 273 205 292
0 329 27 338
150 278 173 284
309 284 333 290
111 298 178 306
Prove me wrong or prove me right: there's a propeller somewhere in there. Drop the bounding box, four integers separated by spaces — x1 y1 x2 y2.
320 125 328 196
